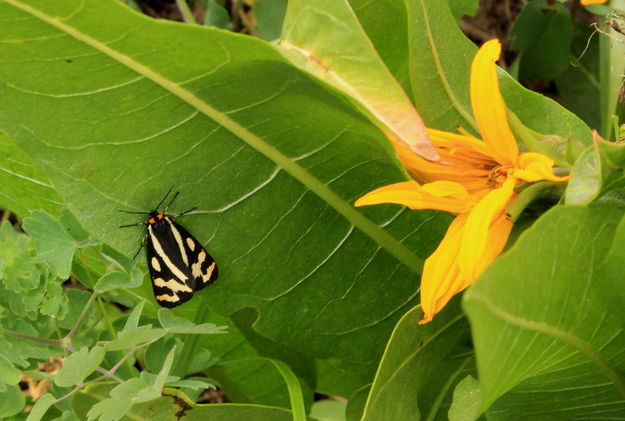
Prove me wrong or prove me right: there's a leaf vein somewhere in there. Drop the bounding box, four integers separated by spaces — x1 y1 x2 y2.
5 0 423 273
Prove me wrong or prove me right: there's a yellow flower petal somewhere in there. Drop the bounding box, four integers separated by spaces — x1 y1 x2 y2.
354 180 476 213
420 180 470 197
419 213 467 324
470 212 512 279
354 38 571 325
471 39 519 166
392 138 495 200
458 177 515 280
418 206 513 324
513 152 571 182
427 129 493 159
581 0 607 5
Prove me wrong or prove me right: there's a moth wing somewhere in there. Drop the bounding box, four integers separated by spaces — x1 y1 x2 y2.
146 223 195 308
171 221 218 291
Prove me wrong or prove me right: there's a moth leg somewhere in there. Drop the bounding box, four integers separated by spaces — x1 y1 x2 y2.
119 220 148 228
132 233 148 260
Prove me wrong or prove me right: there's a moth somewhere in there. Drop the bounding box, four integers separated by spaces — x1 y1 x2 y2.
120 188 218 307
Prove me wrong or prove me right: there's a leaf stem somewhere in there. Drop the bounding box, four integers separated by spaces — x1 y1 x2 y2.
52 369 124 405
1 329 63 346
66 292 97 340
175 0 196 24
95 295 136 379
173 303 210 376
270 359 307 421
507 182 564 222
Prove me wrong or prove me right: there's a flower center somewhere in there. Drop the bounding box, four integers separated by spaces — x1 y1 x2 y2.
487 165 512 188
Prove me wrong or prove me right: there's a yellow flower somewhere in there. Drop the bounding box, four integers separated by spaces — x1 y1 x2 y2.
355 39 569 324
580 0 607 5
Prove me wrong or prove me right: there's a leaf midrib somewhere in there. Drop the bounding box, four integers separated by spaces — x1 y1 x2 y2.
6 0 424 273
413 0 476 131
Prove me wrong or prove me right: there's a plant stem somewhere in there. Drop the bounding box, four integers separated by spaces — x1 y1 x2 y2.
507 182 563 222
173 302 211 376
66 292 97 340
95 296 136 379
175 0 196 24
2 329 63 346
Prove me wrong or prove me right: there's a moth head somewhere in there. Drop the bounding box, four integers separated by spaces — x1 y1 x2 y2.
147 211 165 225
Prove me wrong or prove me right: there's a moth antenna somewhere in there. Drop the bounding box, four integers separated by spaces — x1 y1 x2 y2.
162 191 180 214
155 186 175 212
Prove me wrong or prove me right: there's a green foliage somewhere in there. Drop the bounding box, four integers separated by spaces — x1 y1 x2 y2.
0 208 228 420
447 0 479 20
309 400 347 421
73 384 191 421
566 134 625 205
157 308 226 335
0 385 26 418
0 354 21 386
254 0 288 41
448 376 481 421
197 0 230 29
23 209 94 279
510 0 572 80
55 346 106 388
0 0 623 420
0 220 38 292
0 133 62 218
464 205 625 418
359 303 471 421
554 22 601 130
26 393 55 421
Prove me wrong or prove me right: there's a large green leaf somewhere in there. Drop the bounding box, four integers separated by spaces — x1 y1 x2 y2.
281 0 438 161
198 314 299 408
348 0 591 144
593 210 625 329
0 132 62 218
464 205 625 419
0 0 450 396
359 302 471 421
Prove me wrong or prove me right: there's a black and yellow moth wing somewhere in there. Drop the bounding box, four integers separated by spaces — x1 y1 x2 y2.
146 217 196 308
171 220 219 291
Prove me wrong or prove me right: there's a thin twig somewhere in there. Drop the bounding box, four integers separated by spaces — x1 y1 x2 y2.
2 329 63 346
459 20 493 42
53 383 84 404
105 332 167 378
66 292 97 340
95 366 123 383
